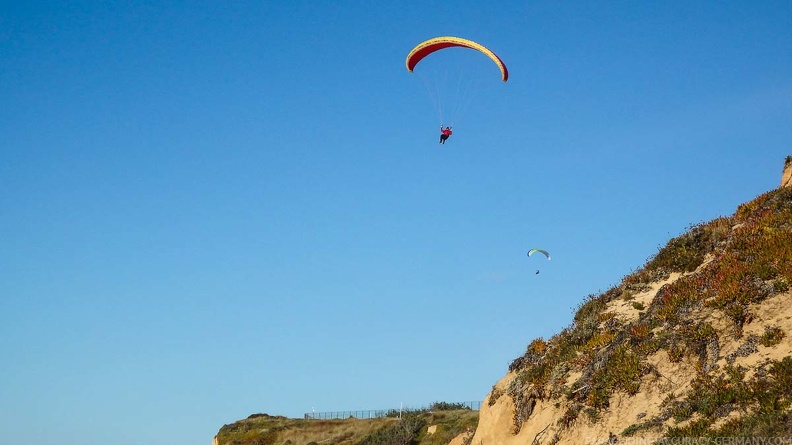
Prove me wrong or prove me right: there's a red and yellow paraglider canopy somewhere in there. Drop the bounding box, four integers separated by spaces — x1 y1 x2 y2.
406 36 508 82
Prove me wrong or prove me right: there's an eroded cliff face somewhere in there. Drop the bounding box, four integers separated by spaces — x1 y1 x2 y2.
471 274 695 445
472 283 792 445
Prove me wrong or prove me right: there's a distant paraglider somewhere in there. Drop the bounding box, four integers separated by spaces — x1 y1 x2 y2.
528 249 551 275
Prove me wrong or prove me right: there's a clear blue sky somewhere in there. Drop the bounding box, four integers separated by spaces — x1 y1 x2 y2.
2 2 791 444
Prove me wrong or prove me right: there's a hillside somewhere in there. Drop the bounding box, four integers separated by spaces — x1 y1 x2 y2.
214 406 478 445
474 166 792 444
215 158 792 445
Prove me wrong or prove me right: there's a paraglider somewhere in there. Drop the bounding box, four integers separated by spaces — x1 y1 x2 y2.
406 36 508 138
528 249 551 274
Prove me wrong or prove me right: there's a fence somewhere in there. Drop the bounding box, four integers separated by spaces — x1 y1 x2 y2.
304 401 482 420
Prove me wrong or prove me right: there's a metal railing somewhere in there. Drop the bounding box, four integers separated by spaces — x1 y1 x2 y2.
304 401 482 420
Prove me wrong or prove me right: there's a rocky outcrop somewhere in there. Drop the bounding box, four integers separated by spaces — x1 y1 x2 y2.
781 156 792 188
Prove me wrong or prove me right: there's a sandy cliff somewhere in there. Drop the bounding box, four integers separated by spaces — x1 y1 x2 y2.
471 285 792 444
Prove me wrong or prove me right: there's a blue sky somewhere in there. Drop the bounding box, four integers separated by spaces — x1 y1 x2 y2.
2 1 791 444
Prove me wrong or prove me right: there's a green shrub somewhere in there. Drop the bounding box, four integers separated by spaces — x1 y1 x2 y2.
585 345 645 409
573 294 609 327
428 402 470 411
645 218 729 274
770 357 792 397
667 342 685 363
760 326 786 347
583 407 601 423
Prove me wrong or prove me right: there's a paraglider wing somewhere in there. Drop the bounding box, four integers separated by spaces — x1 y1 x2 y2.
528 249 551 261
406 36 509 82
